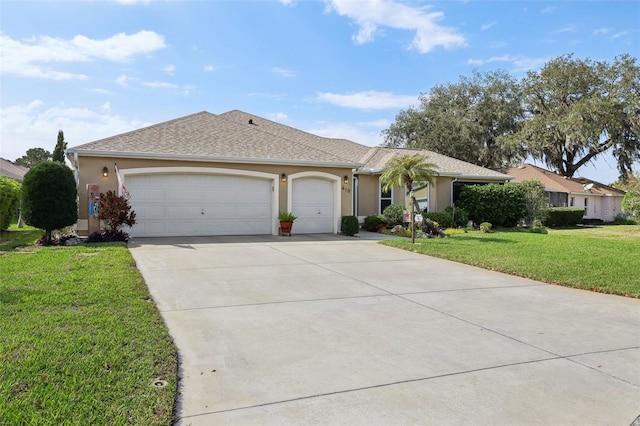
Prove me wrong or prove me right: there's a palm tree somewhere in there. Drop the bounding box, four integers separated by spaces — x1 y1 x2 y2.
380 153 438 212
379 153 438 242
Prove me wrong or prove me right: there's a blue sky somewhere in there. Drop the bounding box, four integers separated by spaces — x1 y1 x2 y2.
1 0 638 184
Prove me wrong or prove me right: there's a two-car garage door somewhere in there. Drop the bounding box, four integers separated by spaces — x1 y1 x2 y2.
126 173 272 237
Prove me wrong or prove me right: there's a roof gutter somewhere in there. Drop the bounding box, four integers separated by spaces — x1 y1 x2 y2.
66 149 364 169
355 168 512 181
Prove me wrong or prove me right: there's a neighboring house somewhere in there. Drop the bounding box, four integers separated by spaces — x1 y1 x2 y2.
504 163 625 222
0 158 28 182
67 110 512 237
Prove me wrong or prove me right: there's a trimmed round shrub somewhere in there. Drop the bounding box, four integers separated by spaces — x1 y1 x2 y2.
341 215 359 236
0 176 21 231
21 161 77 244
382 204 405 226
363 214 384 232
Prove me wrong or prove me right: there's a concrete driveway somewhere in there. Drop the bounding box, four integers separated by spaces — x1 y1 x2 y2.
129 233 640 425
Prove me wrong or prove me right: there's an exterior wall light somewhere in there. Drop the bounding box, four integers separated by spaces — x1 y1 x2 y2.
344 175 349 185
102 166 109 177
281 173 287 183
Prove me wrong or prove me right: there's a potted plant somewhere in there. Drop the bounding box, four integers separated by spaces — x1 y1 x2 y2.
278 211 297 236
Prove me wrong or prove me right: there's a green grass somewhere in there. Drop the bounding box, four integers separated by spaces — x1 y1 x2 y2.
380 225 640 297
0 243 178 425
0 222 42 251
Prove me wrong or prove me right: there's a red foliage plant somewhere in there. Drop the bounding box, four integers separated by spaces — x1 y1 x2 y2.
98 190 137 231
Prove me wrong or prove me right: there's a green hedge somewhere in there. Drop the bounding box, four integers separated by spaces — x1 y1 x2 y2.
457 183 527 227
363 215 384 232
543 207 585 227
341 215 359 236
0 176 21 231
423 212 454 228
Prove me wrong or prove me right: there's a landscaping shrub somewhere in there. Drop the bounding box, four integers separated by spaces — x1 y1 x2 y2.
520 179 549 226
382 204 405 226
621 189 640 217
98 190 136 230
480 222 492 233
445 205 469 227
543 207 585 227
341 215 359 236
457 183 527 227
87 229 130 243
581 218 604 225
0 176 20 231
614 215 638 225
21 161 77 244
423 212 454 229
363 214 384 232
530 220 548 234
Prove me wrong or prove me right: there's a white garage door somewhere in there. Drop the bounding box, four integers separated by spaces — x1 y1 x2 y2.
291 178 335 234
127 173 272 237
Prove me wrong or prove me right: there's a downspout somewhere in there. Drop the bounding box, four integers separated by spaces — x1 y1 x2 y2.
450 177 458 207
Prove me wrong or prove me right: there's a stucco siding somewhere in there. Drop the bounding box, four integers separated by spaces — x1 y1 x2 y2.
75 156 353 234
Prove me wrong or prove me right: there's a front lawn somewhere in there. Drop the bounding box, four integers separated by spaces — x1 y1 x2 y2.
0 243 178 425
0 222 42 251
380 225 640 297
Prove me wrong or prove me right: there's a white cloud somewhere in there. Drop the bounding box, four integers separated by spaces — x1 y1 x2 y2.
553 24 577 34
306 122 384 146
481 22 496 31
162 64 176 75
0 101 151 161
315 90 417 110
611 31 628 39
466 54 548 72
267 112 289 121
541 6 556 14
87 88 112 95
325 0 466 53
272 67 296 77
101 101 111 113
142 81 177 88
115 74 133 87
279 0 294 5
203 65 218 72
593 27 612 35
0 31 166 80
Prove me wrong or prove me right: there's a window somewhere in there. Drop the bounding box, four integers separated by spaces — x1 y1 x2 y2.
380 184 393 213
570 197 575 207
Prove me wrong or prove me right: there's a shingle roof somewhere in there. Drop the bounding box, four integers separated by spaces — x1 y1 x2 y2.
359 148 513 179
0 158 28 182
504 163 625 196
68 111 361 167
218 110 371 163
68 109 512 180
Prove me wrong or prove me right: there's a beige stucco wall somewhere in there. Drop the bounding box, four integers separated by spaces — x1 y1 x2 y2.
75 155 354 233
356 174 458 217
356 174 380 217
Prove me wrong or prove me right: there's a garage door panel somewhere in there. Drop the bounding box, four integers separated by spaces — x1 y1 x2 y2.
292 178 335 234
127 173 273 237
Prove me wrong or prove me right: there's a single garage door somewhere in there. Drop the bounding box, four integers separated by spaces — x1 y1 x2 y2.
127 173 272 237
291 177 335 234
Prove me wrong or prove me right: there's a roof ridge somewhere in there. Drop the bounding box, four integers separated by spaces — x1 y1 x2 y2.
218 110 367 163
70 111 215 149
